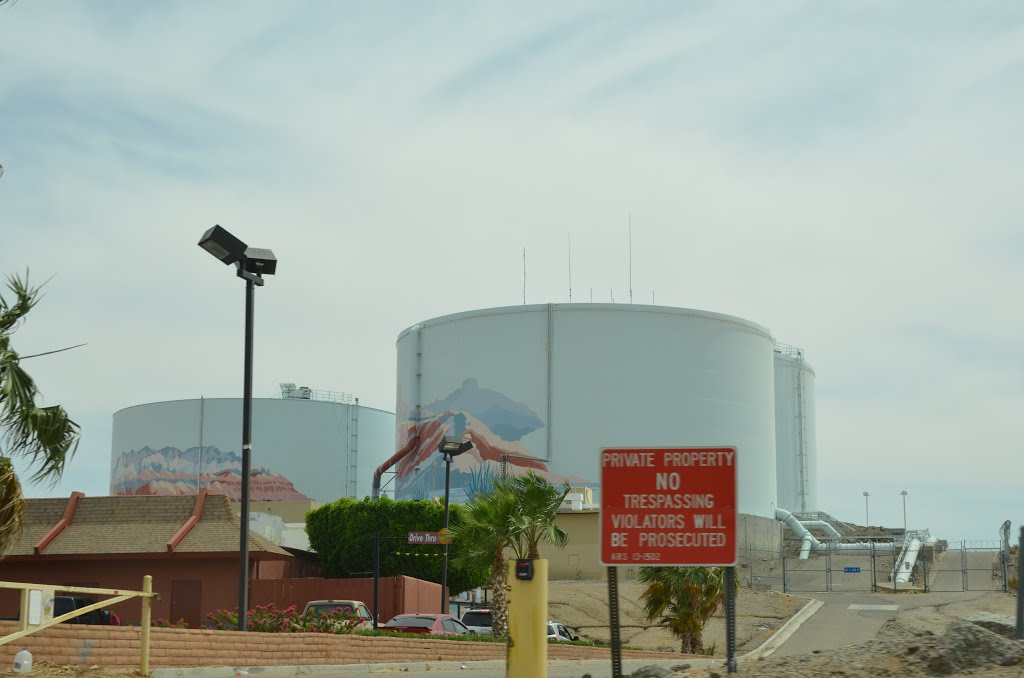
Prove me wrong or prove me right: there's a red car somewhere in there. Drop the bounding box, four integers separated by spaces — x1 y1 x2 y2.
383 613 474 635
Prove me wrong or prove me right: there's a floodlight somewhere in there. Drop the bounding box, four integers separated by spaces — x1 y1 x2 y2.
242 247 277 276
198 225 248 265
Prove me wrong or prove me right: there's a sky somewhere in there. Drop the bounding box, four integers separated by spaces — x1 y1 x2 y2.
1 1 1021 545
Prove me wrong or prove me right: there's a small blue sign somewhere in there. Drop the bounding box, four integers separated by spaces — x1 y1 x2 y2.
843 567 861 573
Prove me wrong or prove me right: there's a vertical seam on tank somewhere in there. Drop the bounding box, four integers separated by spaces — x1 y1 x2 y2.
416 326 423 439
546 303 553 462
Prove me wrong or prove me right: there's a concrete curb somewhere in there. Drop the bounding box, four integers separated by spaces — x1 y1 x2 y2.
152 657 721 677
741 596 825 660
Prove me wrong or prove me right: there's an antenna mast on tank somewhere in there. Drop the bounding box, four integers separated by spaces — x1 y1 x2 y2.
568 233 572 303
629 213 633 304
522 247 526 305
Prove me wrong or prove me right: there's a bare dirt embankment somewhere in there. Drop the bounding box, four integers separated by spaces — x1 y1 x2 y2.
671 591 1023 677
548 579 805 654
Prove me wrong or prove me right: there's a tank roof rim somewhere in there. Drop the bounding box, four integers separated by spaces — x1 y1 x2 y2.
396 303 773 344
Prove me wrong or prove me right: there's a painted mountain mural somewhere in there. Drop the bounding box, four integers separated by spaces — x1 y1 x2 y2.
111 446 312 501
421 379 543 441
397 379 585 502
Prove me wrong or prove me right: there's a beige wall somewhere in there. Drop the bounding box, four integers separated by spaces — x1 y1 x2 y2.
538 511 782 580
538 511 603 580
233 499 320 523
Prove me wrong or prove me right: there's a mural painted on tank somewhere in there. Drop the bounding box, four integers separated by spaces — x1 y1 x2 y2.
395 379 586 502
111 446 313 501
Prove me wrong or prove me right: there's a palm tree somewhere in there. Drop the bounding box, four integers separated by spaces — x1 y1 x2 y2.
449 480 518 637
449 471 571 636
637 566 734 654
505 472 571 559
0 273 80 553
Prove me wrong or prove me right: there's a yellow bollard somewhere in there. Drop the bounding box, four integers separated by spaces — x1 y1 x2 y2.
140 575 152 677
506 559 547 678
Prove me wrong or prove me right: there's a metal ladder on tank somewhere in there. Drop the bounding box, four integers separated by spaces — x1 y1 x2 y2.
348 398 360 498
795 349 810 513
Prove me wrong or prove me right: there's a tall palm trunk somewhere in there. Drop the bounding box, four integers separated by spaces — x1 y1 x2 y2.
490 547 508 637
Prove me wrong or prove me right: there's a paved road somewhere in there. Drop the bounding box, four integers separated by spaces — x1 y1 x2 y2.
770 589 994 658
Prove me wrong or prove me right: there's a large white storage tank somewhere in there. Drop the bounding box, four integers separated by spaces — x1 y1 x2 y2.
394 304 778 518
111 396 395 503
773 345 819 513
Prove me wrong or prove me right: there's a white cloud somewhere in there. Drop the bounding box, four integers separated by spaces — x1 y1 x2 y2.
1 1 1021 541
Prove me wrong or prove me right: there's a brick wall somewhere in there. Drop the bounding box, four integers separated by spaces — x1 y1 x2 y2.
0 623 686 669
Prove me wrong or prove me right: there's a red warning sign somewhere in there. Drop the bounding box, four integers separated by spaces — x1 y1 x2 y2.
600 447 737 567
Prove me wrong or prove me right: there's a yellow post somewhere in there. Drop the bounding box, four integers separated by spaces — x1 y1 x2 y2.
140 575 152 677
506 559 547 678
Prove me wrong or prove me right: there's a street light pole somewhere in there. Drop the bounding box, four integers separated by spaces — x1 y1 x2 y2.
437 436 473 616
441 454 452 615
900 490 908 533
863 491 870 526
238 276 254 631
198 225 276 632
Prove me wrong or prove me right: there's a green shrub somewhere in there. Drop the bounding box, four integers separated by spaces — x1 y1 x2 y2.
153 618 188 628
305 497 489 595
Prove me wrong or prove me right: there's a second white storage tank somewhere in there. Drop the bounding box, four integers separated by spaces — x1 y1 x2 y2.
773 346 819 513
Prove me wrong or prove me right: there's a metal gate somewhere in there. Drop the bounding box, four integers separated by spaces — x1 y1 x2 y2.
780 541 928 593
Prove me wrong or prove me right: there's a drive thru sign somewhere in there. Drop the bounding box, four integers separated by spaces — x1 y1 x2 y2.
600 447 737 566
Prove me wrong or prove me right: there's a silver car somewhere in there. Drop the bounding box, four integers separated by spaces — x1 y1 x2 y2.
460 608 494 635
547 620 579 642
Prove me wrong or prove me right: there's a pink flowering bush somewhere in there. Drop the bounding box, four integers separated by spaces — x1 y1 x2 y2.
206 604 362 634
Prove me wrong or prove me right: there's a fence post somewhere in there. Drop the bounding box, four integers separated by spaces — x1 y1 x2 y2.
140 575 152 677
870 542 876 591
1016 528 1023 640
782 546 788 593
747 542 753 588
922 552 928 592
962 541 967 592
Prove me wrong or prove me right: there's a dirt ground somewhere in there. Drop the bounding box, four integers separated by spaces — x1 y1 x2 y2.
0 662 136 678
672 591 1023 677
548 579 805 654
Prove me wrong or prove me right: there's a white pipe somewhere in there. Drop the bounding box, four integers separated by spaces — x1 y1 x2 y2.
799 520 843 540
895 538 922 583
775 508 896 559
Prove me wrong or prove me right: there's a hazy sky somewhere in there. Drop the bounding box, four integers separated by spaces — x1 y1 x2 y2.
1 1 1021 544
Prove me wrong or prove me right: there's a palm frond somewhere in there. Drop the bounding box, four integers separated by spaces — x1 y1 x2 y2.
0 272 80 484
0 458 26 553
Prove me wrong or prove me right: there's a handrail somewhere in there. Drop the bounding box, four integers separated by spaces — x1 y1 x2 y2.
0 577 156 676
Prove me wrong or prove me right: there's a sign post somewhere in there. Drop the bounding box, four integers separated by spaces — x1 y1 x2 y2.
601 447 738 673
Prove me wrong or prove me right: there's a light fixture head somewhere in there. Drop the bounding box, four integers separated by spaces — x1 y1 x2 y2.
243 247 277 276
438 436 473 457
198 225 248 265
900 490 908 496
863 491 870 497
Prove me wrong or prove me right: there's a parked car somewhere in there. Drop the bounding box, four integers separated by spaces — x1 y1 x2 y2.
547 620 578 642
301 600 373 629
460 608 493 635
383 613 474 635
0 596 116 625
